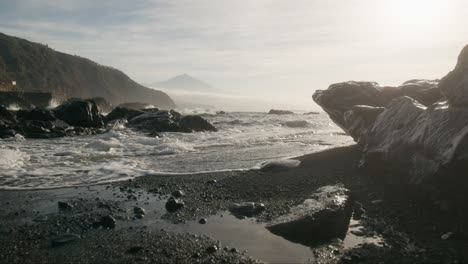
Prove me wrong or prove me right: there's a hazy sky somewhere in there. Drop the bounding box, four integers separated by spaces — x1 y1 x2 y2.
1 0 468 110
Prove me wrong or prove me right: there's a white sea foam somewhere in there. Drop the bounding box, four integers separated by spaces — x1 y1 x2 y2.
0 112 353 189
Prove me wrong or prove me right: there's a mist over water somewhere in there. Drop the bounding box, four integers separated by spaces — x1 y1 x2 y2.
0 111 352 190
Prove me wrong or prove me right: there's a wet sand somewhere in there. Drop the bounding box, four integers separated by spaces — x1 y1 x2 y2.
1 145 467 263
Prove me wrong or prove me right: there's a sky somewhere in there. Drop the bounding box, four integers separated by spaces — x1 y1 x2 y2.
1 0 468 110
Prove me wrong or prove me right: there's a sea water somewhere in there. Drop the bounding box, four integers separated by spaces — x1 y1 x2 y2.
0 111 352 189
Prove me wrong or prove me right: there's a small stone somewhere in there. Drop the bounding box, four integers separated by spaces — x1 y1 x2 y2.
192 252 201 258
199 218 207 224
126 246 144 254
133 206 145 215
51 234 80 247
165 197 185 212
206 245 218 254
100 215 116 229
441 232 453 240
58 201 73 210
207 179 217 184
171 190 185 198
230 248 239 253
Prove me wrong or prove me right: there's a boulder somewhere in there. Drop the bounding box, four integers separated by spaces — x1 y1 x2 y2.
268 109 294 115
267 185 353 246
105 107 145 123
128 110 217 133
439 44 468 106
0 106 15 129
343 105 385 142
22 107 56 121
179 115 218 132
54 100 104 128
14 120 67 139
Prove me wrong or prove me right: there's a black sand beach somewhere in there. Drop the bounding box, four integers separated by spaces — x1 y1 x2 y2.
1 145 467 263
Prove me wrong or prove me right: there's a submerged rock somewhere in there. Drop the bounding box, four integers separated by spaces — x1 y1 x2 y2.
259 159 301 172
282 120 311 128
229 202 265 218
179 115 217 132
267 185 353 246
268 109 294 115
54 99 104 128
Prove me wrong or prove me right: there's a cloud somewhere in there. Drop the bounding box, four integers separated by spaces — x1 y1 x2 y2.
0 0 468 110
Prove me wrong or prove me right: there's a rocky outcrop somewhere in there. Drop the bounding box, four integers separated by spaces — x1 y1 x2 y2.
54 100 104 128
313 44 468 190
312 80 442 141
105 107 145 123
267 185 353 246
439 45 468 106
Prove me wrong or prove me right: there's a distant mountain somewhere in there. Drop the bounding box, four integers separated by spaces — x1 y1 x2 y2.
150 74 217 93
0 32 175 109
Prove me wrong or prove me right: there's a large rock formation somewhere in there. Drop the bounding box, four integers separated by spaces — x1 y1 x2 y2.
313 44 468 190
312 80 441 141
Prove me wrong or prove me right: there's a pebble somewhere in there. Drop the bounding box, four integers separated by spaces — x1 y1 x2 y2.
198 218 207 224
58 201 73 210
206 245 218 254
165 197 185 212
133 206 145 216
100 215 117 229
171 190 185 198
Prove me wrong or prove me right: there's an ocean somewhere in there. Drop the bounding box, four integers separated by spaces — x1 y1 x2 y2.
0 110 352 189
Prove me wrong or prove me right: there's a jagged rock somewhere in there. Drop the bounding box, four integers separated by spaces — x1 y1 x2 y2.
267 185 353 246
313 80 442 141
343 105 385 142
229 202 265 218
14 120 66 139
105 107 145 123
54 100 104 128
0 106 15 129
362 96 468 185
268 109 294 115
439 44 468 106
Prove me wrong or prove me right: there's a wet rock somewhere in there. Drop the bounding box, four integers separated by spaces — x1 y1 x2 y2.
282 120 311 128
230 202 265 218
50 234 80 247
267 184 353 246
268 109 294 115
58 201 73 210
179 115 218 132
206 245 218 254
198 218 207 224
165 197 185 212
54 99 104 128
230 248 239 253
99 215 117 229
105 107 145 123
441 232 453 240
206 179 217 184
171 190 185 198
133 206 145 216
23 107 56 121
439 44 468 106
259 159 301 172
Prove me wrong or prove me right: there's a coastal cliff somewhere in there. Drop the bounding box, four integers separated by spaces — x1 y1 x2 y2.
0 32 175 109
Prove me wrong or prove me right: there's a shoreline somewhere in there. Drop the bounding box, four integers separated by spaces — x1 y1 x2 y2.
1 145 467 263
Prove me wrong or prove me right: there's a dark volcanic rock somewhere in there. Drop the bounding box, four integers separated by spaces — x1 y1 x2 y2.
54 100 104 128
343 105 385 142
15 120 66 139
165 197 185 212
105 107 144 123
179 115 218 132
0 106 15 131
99 215 117 229
267 185 353 246
439 44 468 106
50 234 80 247
23 107 56 121
229 202 266 218
268 109 294 115
128 110 216 133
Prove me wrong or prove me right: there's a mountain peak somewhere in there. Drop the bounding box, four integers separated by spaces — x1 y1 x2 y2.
151 74 216 92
